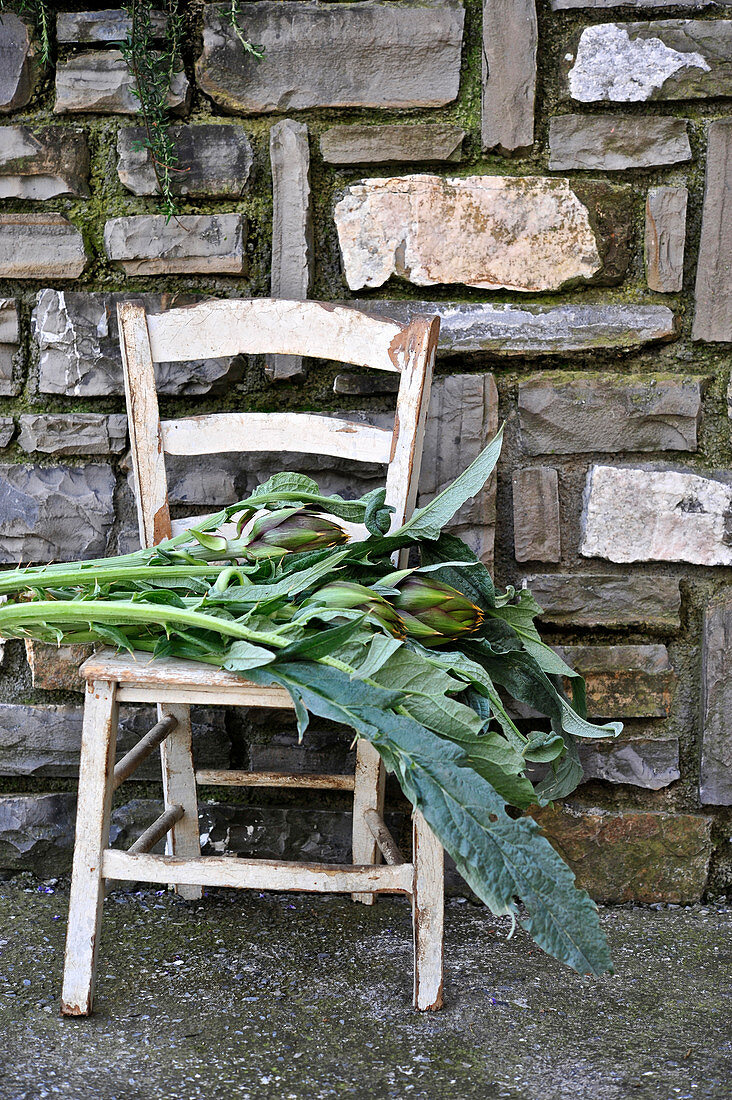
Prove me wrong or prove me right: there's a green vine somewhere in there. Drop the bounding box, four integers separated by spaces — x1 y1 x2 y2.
121 0 186 222
0 0 263 220
227 0 264 59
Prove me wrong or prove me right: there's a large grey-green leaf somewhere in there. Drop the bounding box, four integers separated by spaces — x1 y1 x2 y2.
243 660 612 977
391 427 504 543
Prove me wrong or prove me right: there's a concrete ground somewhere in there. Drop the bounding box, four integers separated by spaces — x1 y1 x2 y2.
0 876 729 1100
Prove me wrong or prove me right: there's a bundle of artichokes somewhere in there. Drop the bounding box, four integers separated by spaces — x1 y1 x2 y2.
0 429 622 977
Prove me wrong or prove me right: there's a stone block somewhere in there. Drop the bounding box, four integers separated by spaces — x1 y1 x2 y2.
0 13 38 114
0 126 90 199
0 214 86 280
578 739 680 790
524 574 681 631
25 640 92 692
104 214 247 275
117 124 253 198
0 794 76 875
581 465 732 566
333 373 400 397
57 9 168 42
555 644 676 718
518 372 701 454
481 0 537 153
700 600 732 806
0 417 13 447
196 0 464 114
199 802 407 866
18 413 127 455
563 21 732 102
248 725 355 778
335 175 631 292
646 185 688 293
549 115 691 170
55 51 190 115
345 300 678 355
32 290 240 398
0 702 229 779
0 298 19 396
530 804 712 904
320 124 465 165
553 1 731 8
692 120 732 342
0 463 115 564
513 467 560 563
266 120 312 382
420 374 498 568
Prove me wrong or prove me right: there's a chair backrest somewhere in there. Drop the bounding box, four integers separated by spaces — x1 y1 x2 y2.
117 298 440 549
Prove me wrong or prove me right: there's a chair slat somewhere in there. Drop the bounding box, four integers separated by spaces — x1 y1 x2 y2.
145 298 408 372
102 849 414 895
160 411 393 464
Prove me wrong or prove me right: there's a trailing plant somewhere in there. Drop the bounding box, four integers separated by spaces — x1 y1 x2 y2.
121 0 186 222
0 0 52 66
0 432 623 977
227 0 264 59
118 1 263 219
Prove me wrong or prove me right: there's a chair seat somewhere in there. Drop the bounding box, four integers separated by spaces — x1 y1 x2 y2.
81 647 294 708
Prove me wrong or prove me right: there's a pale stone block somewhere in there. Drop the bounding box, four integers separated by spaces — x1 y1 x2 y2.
346 300 677 355
18 414 127 456
335 175 608 292
57 9 168 42
0 463 115 563
104 214 247 275
55 51 190 115
563 21 731 102
0 125 90 199
0 298 19 396
0 214 87 280
581 465 732 566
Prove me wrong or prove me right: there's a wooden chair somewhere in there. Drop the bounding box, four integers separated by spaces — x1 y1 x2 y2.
60 298 444 1017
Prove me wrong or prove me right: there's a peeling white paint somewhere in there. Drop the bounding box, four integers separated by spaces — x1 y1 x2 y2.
568 24 710 102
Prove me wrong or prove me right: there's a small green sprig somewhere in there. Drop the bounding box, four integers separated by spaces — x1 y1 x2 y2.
227 0 264 59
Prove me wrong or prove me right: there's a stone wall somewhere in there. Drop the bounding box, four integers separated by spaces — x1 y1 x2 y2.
0 1 730 903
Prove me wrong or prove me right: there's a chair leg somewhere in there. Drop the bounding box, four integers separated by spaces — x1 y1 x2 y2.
412 810 444 1011
61 680 118 1016
351 738 385 905
158 703 202 902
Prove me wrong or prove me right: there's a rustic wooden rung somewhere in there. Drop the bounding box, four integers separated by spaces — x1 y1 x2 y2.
364 807 405 866
195 769 356 791
112 714 178 789
129 804 184 855
101 849 415 895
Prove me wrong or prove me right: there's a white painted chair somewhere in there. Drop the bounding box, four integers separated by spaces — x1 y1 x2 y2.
61 298 444 1016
